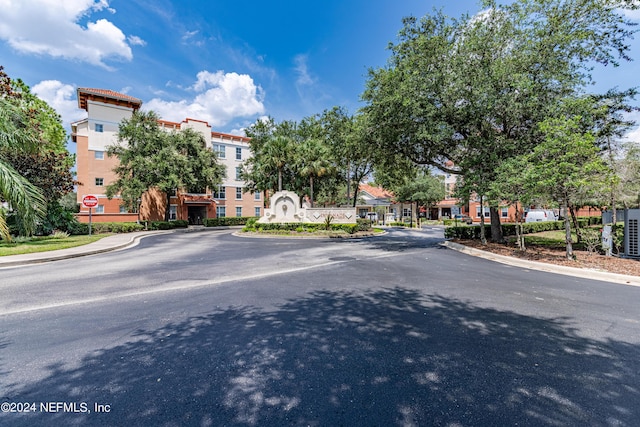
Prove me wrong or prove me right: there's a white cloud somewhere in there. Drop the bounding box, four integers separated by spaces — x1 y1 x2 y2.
0 0 134 69
31 80 86 127
144 71 265 128
623 110 640 143
294 54 315 87
127 35 146 46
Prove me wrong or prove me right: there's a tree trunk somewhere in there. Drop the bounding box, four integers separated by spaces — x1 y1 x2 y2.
489 206 504 243
309 176 314 208
563 197 574 260
611 190 617 225
165 192 170 222
278 169 283 192
410 201 414 228
569 205 581 244
346 166 351 206
352 187 359 208
479 196 487 245
515 203 525 251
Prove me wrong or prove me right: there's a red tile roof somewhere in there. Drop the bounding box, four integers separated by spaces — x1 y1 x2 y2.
76 88 142 110
359 183 393 199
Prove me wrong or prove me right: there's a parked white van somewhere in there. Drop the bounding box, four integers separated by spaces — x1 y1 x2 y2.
525 209 557 223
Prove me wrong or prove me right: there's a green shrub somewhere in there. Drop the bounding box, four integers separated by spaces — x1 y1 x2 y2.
68 222 89 235
69 222 144 235
242 221 361 234
356 218 372 231
388 222 407 227
204 216 252 227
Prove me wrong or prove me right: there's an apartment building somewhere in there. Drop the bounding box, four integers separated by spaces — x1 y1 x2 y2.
72 88 261 223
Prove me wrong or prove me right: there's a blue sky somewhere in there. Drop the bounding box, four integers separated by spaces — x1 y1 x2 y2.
1 0 640 143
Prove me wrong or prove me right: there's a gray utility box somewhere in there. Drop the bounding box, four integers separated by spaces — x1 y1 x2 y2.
624 209 640 259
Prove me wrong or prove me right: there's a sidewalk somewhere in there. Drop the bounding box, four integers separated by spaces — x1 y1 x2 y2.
0 230 167 268
442 240 640 287
0 226 239 268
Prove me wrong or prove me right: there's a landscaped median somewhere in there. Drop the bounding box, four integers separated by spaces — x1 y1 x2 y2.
238 217 381 238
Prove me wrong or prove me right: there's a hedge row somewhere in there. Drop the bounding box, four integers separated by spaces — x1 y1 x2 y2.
69 222 145 235
243 218 371 235
148 220 189 230
204 216 253 227
444 217 603 239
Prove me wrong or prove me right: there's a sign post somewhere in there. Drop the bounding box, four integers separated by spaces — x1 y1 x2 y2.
82 195 99 236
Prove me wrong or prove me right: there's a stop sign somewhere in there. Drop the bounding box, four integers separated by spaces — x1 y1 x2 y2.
82 194 99 208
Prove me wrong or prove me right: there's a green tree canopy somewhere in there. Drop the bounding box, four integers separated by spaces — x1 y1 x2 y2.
106 111 225 220
361 0 638 242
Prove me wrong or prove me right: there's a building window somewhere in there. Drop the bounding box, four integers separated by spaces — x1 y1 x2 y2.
402 208 412 217
213 186 226 199
236 207 242 217
236 147 242 160
235 167 242 180
94 150 104 160
95 205 104 213
255 207 261 217
216 206 226 217
95 177 104 186
119 205 128 214
501 207 508 218
476 206 490 218
213 144 226 159
169 205 177 220
254 192 260 201
236 187 243 199
95 123 103 133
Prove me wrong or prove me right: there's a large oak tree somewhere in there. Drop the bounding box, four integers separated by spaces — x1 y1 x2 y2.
362 0 638 243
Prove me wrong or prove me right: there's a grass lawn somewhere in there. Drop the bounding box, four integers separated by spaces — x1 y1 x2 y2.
507 229 595 251
0 234 112 256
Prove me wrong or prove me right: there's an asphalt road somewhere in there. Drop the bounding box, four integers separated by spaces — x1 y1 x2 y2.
1 228 639 426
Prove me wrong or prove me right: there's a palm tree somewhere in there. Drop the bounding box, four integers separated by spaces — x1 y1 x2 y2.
262 135 293 192
0 98 45 240
298 138 332 207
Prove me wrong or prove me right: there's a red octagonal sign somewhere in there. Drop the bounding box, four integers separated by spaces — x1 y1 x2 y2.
82 194 99 208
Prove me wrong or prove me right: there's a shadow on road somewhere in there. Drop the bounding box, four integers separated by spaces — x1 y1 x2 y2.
3 287 638 426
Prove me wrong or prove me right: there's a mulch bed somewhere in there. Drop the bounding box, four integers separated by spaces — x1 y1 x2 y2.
453 239 640 277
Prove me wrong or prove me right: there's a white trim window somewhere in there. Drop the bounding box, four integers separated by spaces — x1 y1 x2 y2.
94 150 104 160
213 186 226 199
95 205 105 213
213 144 226 159
236 147 242 160
169 205 177 220
255 207 261 217
95 123 103 133
236 207 242 217
216 206 226 217
95 177 104 186
476 206 490 218
236 187 243 200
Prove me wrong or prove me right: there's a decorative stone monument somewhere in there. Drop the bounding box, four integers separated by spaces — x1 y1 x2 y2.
258 190 357 224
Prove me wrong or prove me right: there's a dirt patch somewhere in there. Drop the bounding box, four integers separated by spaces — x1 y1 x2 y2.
453 239 640 277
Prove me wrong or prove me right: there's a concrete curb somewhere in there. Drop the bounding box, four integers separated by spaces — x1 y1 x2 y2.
0 226 246 268
233 230 385 239
441 240 640 287
0 231 169 267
